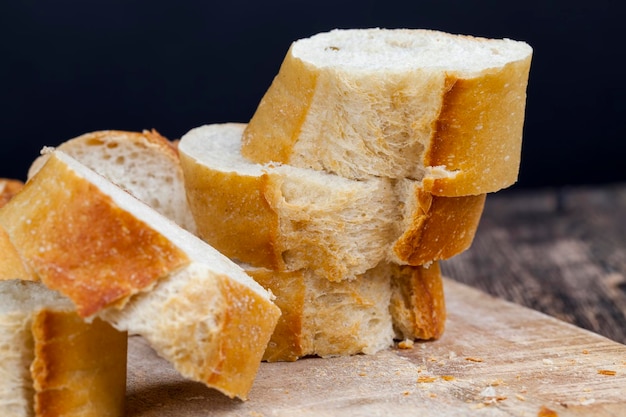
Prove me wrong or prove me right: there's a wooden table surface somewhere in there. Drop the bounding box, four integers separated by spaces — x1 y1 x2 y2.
442 182 626 345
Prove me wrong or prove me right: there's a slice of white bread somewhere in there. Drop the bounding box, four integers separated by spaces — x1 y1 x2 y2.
178 123 484 280
247 263 395 362
241 28 533 196
247 261 445 362
27 129 197 234
0 279 127 417
0 151 281 399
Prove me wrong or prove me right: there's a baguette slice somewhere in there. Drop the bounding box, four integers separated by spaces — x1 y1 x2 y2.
27 129 197 234
241 28 532 196
178 123 484 280
0 279 127 417
0 151 281 399
247 264 395 362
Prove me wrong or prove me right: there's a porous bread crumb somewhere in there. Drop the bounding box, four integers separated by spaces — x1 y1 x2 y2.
397 339 414 349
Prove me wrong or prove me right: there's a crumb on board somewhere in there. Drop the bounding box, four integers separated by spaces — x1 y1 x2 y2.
537 405 559 417
582 349 589 354
597 369 617 376
417 376 437 383
441 375 456 381
397 339 414 349
465 357 484 363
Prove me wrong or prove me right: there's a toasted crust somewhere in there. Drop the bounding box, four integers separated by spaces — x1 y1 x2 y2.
391 185 486 265
389 262 446 340
0 153 190 317
0 224 36 281
31 310 127 417
0 178 23 208
423 59 532 195
179 149 282 270
241 29 532 195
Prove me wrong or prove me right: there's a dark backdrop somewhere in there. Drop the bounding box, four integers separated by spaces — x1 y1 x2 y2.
1 1 623 189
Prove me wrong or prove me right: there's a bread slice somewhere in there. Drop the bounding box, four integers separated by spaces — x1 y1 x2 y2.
0 279 127 417
0 224 35 281
0 178 23 208
241 28 532 196
246 261 445 362
247 264 394 362
178 123 484 280
27 129 197 234
0 151 281 399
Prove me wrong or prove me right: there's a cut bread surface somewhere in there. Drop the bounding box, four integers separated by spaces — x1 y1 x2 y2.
241 28 532 195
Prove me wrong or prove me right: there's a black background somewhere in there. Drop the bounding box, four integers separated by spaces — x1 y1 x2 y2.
1 1 623 190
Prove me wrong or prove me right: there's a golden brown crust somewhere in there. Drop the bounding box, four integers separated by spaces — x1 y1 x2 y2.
0 178 24 208
0 154 190 317
202 275 282 398
392 191 486 265
241 48 318 164
389 262 446 340
0 224 36 281
31 309 127 417
246 268 306 362
423 57 532 195
179 151 283 270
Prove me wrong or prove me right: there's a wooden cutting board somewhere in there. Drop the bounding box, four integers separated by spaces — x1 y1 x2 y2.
126 278 626 416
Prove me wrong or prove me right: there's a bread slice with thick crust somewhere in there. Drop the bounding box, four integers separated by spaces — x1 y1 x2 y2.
247 263 395 362
246 261 445 362
0 151 281 399
27 129 197 234
0 279 127 417
241 28 532 196
178 123 484 280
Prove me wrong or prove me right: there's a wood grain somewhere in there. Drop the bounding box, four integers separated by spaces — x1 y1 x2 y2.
126 278 626 416
442 183 626 344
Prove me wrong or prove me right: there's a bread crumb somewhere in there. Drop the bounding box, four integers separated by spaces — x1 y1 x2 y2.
579 398 596 406
398 339 414 349
429 393 437 398
515 394 526 401
465 357 483 363
597 369 617 376
403 391 411 396
441 375 455 381
537 405 558 417
489 379 504 386
417 376 437 383
358 372 367 377
582 349 589 354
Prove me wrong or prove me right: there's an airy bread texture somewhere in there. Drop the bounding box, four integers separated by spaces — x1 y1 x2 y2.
0 280 127 417
27 130 197 234
247 261 445 362
178 123 484 281
247 264 394 362
0 151 281 399
241 28 532 196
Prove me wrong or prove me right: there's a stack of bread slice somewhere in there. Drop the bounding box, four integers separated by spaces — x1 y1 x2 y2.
178 28 532 361
0 27 532 414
